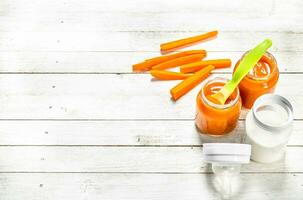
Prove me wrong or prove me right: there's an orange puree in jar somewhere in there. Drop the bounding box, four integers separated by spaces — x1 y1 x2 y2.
234 51 279 108
195 77 241 136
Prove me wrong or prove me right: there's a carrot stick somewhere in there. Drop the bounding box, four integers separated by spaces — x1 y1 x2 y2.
170 65 215 101
150 70 192 80
180 59 231 73
160 30 218 52
146 50 206 63
132 62 149 72
132 50 206 72
152 54 206 70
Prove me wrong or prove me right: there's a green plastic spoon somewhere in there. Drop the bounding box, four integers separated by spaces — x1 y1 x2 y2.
211 39 272 105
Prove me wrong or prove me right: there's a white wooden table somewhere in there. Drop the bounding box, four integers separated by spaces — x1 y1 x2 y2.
0 0 302 199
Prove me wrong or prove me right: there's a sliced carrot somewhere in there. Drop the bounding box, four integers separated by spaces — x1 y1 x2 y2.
152 54 206 70
132 50 206 72
170 65 215 101
146 50 206 63
180 59 231 73
160 30 218 53
132 62 149 72
150 70 192 80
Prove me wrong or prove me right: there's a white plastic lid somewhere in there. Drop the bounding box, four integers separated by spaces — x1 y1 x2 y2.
203 143 251 164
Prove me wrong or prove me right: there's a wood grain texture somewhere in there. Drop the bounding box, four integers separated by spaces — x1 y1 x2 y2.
1 0 302 32
0 173 302 200
0 51 301 73
0 74 301 119
0 0 296 14
0 120 302 146
0 0 302 198
0 31 302 52
0 146 301 173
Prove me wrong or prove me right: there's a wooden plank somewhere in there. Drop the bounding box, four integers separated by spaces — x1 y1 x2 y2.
0 74 301 119
0 0 301 198
1 11 303 33
0 51 301 73
0 173 302 200
1 0 302 32
0 0 279 13
0 146 302 172
0 120 302 146
0 31 302 52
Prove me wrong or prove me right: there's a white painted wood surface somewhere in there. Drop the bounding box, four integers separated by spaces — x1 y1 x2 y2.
0 0 302 199
0 31 302 52
0 120 303 146
0 74 301 119
0 51 302 73
0 173 302 200
0 146 303 172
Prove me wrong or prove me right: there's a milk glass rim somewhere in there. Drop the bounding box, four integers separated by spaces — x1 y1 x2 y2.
252 94 293 131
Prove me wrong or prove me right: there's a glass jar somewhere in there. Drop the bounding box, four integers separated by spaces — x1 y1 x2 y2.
245 94 293 163
195 77 242 136
234 51 279 108
203 143 251 199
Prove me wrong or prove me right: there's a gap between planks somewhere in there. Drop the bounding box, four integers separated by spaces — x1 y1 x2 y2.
0 171 301 174
0 145 301 147
0 119 301 121
0 72 302 74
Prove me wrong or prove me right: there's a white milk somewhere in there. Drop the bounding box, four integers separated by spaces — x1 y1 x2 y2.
245 95 293 163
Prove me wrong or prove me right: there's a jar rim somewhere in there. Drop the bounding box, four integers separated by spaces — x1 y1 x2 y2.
252 94 293 131
200 77 240 109
242 51 278 81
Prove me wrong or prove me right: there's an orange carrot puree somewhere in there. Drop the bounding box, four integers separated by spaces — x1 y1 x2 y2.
195 78 241 135
234 52 279 108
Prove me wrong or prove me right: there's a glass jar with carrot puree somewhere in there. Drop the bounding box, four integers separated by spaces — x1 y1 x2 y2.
234 51 279 108
195 77 242 136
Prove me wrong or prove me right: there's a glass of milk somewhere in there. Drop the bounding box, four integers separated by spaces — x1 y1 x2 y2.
245 94 293 163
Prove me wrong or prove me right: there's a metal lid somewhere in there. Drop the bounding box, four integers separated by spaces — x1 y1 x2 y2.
252 94 293 131
203 143 251 164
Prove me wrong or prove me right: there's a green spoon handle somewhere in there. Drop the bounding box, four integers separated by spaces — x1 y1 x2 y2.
227 39 272 92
